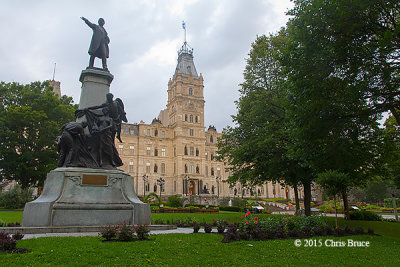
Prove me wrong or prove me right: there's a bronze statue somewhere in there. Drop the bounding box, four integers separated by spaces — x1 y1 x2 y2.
81 17 110 70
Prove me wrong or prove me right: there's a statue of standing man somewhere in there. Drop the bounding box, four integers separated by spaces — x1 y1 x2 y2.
81 17 110 71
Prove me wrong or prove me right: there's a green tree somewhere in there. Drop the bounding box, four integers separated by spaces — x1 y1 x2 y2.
287 0 400 123
217 33 313 214
280 0 385 219
0 81 76 188
317 170 351 229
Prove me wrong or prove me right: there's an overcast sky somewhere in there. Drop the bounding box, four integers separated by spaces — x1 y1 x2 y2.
0 0 293 131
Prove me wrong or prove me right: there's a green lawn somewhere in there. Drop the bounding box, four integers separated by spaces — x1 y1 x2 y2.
1 234 399 266
0 210 23 224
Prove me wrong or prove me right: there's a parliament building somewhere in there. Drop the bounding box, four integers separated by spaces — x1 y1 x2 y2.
116 41 302 201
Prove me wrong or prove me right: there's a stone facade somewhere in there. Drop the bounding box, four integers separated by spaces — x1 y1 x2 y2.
117 43 307 201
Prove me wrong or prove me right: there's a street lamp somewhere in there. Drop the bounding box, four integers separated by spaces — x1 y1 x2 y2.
216 176 221 198
183 175 189 196
157 177 165 200
142 174 148 197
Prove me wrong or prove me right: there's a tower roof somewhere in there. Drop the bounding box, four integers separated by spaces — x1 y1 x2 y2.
174 41 198 78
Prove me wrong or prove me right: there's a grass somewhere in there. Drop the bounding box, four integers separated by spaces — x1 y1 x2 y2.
1 234 400 266
0 210 23 224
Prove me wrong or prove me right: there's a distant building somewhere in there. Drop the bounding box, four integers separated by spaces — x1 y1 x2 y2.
117 40 305 201
48 80 61 98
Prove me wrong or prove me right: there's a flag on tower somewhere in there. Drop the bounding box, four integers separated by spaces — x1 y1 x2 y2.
182 21 186 30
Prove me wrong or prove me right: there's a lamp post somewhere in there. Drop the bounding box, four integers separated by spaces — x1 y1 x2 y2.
183 175 189 196
157 177 165 200
216 176 221 198
142 174 148 197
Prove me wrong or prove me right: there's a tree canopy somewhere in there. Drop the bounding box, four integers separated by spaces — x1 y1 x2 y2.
0 81 76 188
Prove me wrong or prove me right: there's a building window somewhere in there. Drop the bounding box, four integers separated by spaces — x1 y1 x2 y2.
210 136 214 143
185 164 188 173
161 148 166 157
147 129 150 136
129 162 134 172
129 145 134 155
154 149 158 157
184 146 188 155
174 162 176 174
189 87 193 95
154 164 158 173
174 181 177 193
205 152 208 160
161 163 165 174
205 166 208 177
211 153 214 160
146 147 151 156
162 131 165 137
185 114 188 121
154 129 158 136
190 147 194 156
217 167 221 177
196 148 199 157
195 116 198 123
154 184 157 192
118 145 124 155
190 162 194 174
190 129 194 136
211 167 215 176
145 183 150 192
190 115 193 122
146 162 150 173
196 165 200 174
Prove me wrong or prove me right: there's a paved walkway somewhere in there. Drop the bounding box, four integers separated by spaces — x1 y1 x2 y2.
22 228 200 240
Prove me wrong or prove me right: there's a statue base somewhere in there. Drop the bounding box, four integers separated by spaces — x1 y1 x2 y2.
22 168 151 227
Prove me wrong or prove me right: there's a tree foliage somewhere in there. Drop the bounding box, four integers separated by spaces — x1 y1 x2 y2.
0 81 76 188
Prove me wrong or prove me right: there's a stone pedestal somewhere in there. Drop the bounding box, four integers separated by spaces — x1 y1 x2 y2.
22 168 151 227
78 68 114 109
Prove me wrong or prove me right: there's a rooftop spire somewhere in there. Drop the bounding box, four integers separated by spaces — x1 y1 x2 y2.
178 20 193 57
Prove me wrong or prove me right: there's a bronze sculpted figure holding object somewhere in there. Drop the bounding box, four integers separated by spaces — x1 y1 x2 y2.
81 17 110 70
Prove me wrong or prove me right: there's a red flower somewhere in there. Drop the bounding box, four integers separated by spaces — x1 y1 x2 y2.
245 214 248 218
245 222 249 225
254 217 258 221
241 216 244 219
247 212 251 216
254 221 258 224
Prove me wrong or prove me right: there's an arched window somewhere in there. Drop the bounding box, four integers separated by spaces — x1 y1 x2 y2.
195 116 198 123
185 164 188 173
154 164 158 173
211 167 215 176
189 88 193 95
185 114 188 121
154 149 158 156
196 148 199 157
210 136 214 143
196 165 200 174
190 115 193 122
184 146 188 155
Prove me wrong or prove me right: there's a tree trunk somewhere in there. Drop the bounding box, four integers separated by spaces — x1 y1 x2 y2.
334 195 338 229
392 193 399 222
302 180 312 216
342 191 350 220
294 184 300 215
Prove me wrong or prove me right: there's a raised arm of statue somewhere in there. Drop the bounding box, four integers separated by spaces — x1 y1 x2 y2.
81 16 95 29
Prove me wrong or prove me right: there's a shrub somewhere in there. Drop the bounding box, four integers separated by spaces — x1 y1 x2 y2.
193 223 200 233
135 225 150 240
0 185 33 209
117 223 135 241
301 226 313 237
204 224 212 233
12 232 24 240
0 232 17 251
167 195 184 208
367 228 375 235
287 228 300 238
100 225 117 241
216 219 226 234
354 226 364 234
312 227 325 236
349 210 382 221
324 225 334 235
344 226 353 235
219 206 242 212
384 198 400 208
